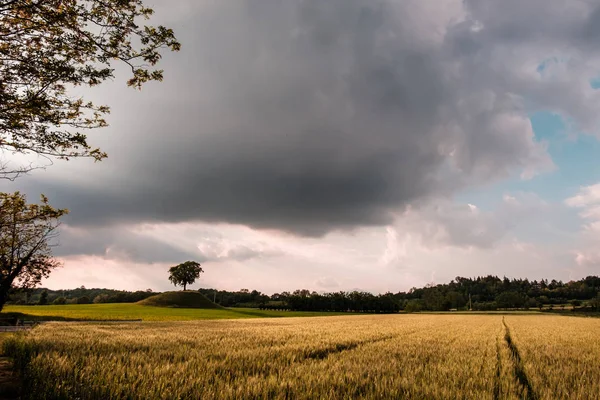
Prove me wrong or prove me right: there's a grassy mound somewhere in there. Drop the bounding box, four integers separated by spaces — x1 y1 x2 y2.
137 291 222 309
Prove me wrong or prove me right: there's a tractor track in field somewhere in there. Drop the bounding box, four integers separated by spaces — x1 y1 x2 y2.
212 333 401 379
494 333 501 400
502 317 538 400
302 326 432 364
303 333 397 361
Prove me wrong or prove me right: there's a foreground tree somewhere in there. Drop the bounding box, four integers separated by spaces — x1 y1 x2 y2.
168 261 203 291
0 192 67 311
0 2 179 300
0 0 180 178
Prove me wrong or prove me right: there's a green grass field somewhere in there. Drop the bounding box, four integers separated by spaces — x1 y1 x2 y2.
2 303 355 321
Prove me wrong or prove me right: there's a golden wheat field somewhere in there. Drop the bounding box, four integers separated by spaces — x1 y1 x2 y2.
4 314 599 399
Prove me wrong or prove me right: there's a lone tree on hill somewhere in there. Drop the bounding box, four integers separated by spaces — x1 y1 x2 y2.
168 261 203 291
0 192 67 311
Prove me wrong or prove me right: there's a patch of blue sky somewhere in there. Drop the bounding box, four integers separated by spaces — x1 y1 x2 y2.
457 111 600 206
454 111 600 243
536 56 570 76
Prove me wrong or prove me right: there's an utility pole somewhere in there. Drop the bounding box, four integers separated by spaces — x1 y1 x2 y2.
468 294 472 311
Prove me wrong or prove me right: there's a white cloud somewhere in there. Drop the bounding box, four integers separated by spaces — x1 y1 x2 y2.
565 183 600 208
46 256 171 291
574 251 600 267
566 184 600 235
314 277 340 290
42 193 583 293
388 193 548 250
565 183 600 267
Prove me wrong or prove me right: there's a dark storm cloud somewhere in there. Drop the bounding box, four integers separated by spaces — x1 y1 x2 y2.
19 0 600 237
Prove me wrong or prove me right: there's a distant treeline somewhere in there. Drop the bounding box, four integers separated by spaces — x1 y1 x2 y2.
7 287 156 306
197 288 400 313
7 275 600 312
199 275 600 312
395 275 600 312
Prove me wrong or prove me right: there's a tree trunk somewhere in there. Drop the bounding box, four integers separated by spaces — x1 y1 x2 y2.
0 280 13 313
183 283 186 291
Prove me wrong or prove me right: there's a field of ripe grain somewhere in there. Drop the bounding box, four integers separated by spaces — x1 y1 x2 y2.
4 315 599 399
504 316 600 399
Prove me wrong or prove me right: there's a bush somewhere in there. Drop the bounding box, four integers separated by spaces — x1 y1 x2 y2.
525 298 539 310
52 297 67 305
472 302 498 311
495 292 526 309
38 291 48 305
93 294 111 304
77 296 91 305
404 300 423 313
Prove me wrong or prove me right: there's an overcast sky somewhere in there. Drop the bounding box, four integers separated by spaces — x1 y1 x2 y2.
3 0 600 293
